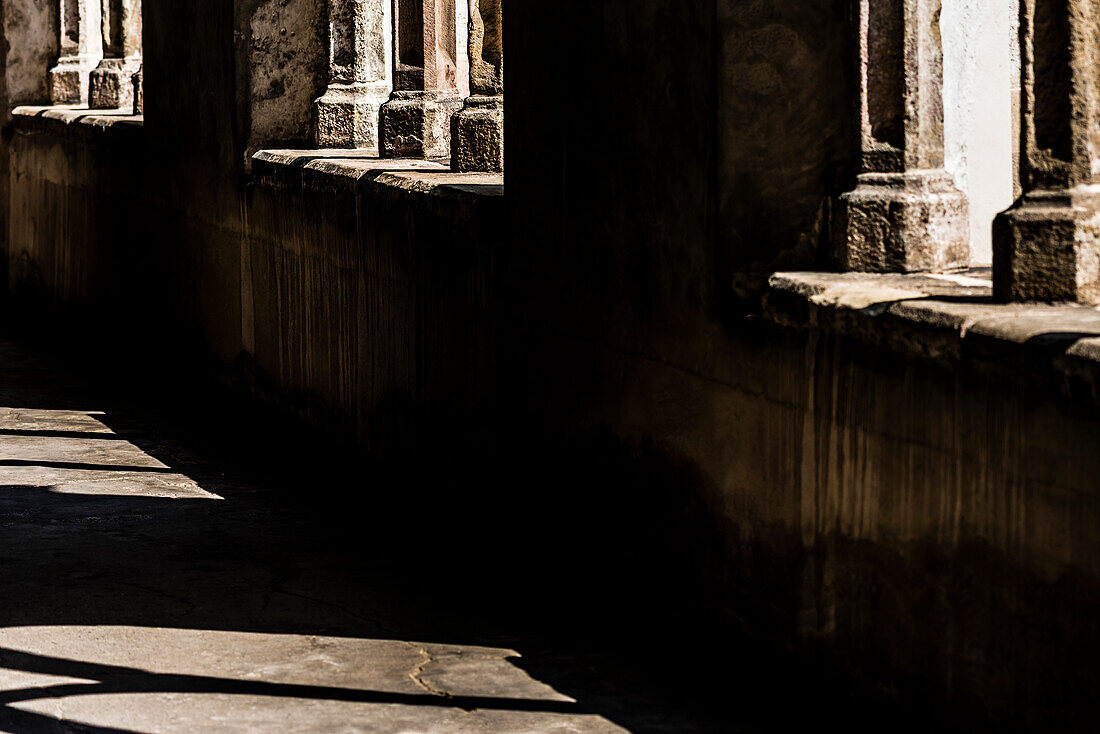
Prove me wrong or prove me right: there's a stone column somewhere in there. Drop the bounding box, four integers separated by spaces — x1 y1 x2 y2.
314 0 392 149
993 0 1100 303
451 0 502 172
132 63 142 115
49 0 103 104
834 0 969 272
88 0 141 109
380 0 466 158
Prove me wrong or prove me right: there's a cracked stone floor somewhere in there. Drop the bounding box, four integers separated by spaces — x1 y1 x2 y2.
0 335 820 733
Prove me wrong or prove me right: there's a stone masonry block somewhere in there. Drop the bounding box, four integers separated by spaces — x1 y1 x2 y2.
451 96 503 172
89 58 140 110
132 65 143 115
315 82 389 150
834 171 970 272
993 190 1100 303
49 61 96 105
380 91 462 159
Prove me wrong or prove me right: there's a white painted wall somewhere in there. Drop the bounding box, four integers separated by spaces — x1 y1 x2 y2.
942 0 1019 265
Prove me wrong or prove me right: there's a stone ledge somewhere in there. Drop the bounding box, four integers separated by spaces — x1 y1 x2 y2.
252 149 504 203
12 105 143 141
765 270 1100 402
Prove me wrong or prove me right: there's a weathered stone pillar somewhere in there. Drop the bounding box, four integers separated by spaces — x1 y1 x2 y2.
132 63 142 114
993 0 1100 302
380 0 466 158
834 0 969 272
88 0 141 109
49 0 103 104
451 0 502 172
314 0 392 149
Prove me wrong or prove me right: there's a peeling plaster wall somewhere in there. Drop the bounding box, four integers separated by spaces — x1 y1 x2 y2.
238 0 328 163
942 0 1019 264
3 0 56 113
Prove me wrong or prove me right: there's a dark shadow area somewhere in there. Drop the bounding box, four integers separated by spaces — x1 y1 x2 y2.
0 333 754 732
0 323 984 733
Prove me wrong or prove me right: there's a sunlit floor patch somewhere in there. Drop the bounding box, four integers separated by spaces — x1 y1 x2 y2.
0 408 222 500
0 626 622 734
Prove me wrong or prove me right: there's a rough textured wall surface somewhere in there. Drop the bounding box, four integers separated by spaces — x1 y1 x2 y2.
3 0 56 113
0 0 60 299
719 0 857 297
3 0 1098 729
238 0 327 161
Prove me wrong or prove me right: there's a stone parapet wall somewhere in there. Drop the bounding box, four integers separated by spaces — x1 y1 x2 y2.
9 110 1100 728
3 0 1100 730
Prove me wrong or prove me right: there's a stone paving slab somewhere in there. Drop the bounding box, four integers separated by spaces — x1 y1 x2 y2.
0 338 738 734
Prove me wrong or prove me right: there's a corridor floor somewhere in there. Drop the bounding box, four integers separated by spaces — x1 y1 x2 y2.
0 336 762 734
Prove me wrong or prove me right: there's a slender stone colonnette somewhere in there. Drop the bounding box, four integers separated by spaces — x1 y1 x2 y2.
451 0 502 172
993 0 1100 303
49 0 104 104
380 0 466 157
834 0 969 272
89 0 142 109
315 0 392 149
132 63 143 114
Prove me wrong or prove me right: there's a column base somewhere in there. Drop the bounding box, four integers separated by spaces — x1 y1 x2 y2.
132 65 143 115
834 170 970 272
380 90 463 159
314 82 389 150
450 95 503 172
992 187 1100 303
89 57 142 110
49 55 99 105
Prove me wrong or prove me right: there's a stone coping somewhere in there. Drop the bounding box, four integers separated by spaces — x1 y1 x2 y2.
12 105 143 140
765 270 1100 382
7 112 504 205
252 149 504 202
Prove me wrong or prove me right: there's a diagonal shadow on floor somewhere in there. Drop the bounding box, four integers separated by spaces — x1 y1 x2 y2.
0 337 768 734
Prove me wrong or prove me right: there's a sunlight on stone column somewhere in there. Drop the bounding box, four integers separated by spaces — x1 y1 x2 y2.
48 0 104 105
451 0 503 172
314 0 393 150
380 0 469 158
834 0 970 272
88 0 142 110
993 0 1100 303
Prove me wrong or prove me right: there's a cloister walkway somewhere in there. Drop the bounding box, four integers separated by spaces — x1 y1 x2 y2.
0 334 767 734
